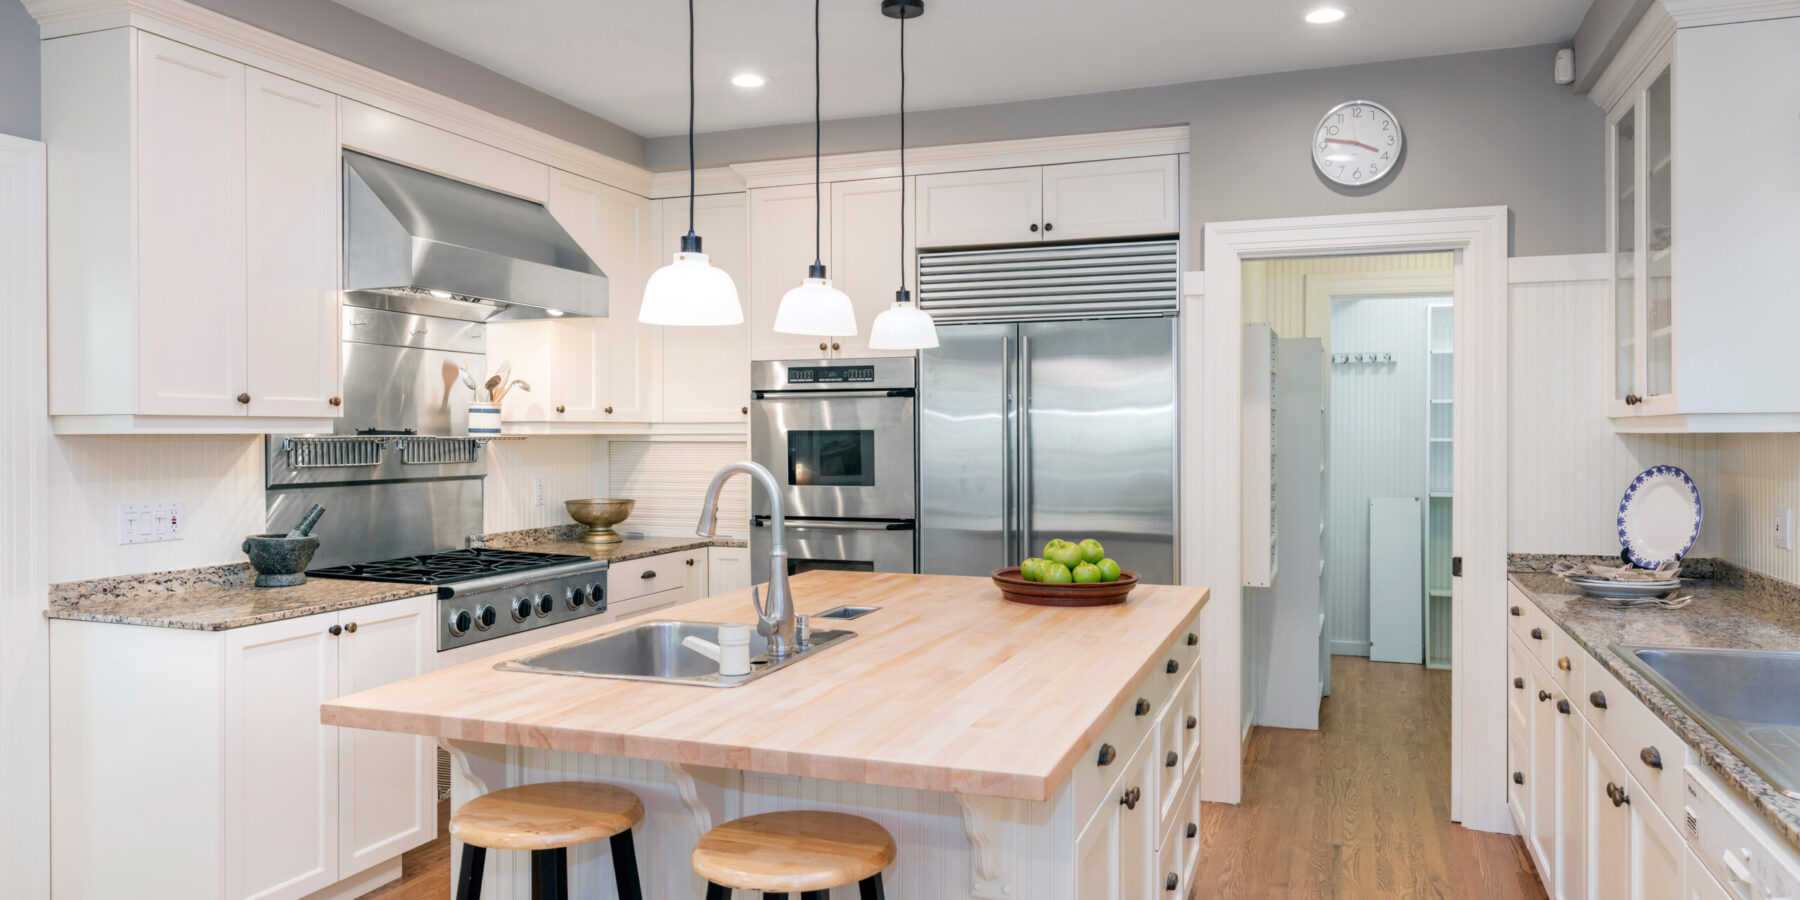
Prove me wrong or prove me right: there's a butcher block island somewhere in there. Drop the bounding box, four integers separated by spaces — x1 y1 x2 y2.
324 571 1209 899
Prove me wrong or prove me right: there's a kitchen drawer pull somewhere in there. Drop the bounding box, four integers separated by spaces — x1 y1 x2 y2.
344 622 357 634
556 405 566 413
1165 751 1178 768
1589 690 1608 710
1641 746 1663 770
641 571 657 579
237 393 251 404
327 624 342 636
1134 697 1150 716
1514 677 1525 690
1185 715 1197 730
1557 656 1572 671
1187 632 1198 646
1530 627 1544 640
1120 786 1140 810
1096 743 1116 766
1513 771 1525 785
1186 822 1197 839
1166 659 1180 674
1510 605 1521 617
1606 781 1631 807
1164 872 1178 891
1556 699 1572 715
604 406 613 414
685 558 695 566
1538 690 1551 702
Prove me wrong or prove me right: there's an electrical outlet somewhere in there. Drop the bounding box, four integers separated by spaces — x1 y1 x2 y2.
532 478 545 508
118 502 184 544
1779 507 1793 551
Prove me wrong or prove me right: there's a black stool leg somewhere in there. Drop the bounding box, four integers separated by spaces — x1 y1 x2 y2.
530 847 568 900
858 874 886 900
704 883 731 900
801 892 831 900
454 843 486 900
609 829 644 900
761 894 788 900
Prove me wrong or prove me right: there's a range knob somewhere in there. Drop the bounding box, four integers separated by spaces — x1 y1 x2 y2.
447 608 473 637
566 585 587 609
473 604 497 631
535 593 554 617
510 596 532 622
586 583 606 608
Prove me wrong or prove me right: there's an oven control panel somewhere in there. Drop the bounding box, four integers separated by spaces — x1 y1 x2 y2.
786 365 876 384
439 569 608 652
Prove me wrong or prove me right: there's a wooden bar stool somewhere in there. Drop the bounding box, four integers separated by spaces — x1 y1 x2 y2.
692 810 895 900
450 781 645 900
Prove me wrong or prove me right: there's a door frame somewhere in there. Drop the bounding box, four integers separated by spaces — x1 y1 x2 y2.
1191 206 1511 833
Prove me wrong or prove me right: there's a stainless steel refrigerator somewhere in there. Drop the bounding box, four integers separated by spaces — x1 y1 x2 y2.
916 240 1179 583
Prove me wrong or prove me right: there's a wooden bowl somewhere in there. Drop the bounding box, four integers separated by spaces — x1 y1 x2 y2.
990 566 1140 607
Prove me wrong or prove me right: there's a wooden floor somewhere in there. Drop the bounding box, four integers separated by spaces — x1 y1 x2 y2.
365 658 1544 899
1196 656 1546 899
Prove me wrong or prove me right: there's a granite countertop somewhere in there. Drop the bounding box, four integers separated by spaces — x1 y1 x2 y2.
45 531 750 632
1509 566 1800 849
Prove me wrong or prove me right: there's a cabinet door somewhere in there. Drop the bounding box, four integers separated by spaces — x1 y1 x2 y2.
708 547 752 596
1117 735 1155 899
1041 157 1179 242
552 319 609 421
136 33 248 416
244 69 339 419
915 167 1042 248
1075 799 1122 900
829 177 917 358
1628 777 1683 900
749 184 836 360
1607 100 1641 418
1586 723 1631 900
1554 688 1586 900
1683 848 1731 900
595 184 660 422
659 193 752 422
1638 66 1676 415
1530 667 1559 882
336 596 436 878
675 550 707 606
224 612 339 900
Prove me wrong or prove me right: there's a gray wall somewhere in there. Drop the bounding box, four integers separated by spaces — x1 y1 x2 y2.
1574 0 1656 92
649 43 1603 256
1 0 39 141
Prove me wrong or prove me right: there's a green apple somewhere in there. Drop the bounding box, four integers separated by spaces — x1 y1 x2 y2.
1078 539 1106 564
1042 562 1074 584
1020 557 1046 581
1072 562 1102 583
1097 558 1122 582
1043 540 1084 569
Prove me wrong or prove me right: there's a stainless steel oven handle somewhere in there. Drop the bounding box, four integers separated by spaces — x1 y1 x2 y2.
752 389 914 400
755 518 914 531
1019 333 1033 557
1001 334 1013 568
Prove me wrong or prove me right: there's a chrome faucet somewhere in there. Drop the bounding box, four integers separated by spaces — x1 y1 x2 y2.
696 461 797 659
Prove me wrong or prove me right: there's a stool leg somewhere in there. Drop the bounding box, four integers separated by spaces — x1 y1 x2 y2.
454 843 486 900
801 892 832 900
704 884 731 900
858 874 886 900
530 847 568 900
761 894 788 900
609 829 643 900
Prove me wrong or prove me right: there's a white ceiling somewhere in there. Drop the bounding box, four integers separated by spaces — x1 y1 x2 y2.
333 0 1590 139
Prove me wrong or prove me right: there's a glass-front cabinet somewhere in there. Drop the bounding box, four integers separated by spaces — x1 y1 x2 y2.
1607 47 1676 419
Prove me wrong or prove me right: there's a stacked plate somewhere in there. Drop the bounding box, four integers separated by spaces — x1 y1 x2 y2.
1561 576 1682 600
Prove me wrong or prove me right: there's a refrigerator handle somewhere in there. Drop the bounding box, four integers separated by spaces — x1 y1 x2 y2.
1001 334 1013 569
1019 334 1033 560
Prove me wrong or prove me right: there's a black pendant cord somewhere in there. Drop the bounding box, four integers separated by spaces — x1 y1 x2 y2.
812 0 824 276
680 0 700 253
896 9 907 305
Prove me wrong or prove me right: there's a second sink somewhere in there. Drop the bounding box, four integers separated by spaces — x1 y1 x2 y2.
1617 644 1800 799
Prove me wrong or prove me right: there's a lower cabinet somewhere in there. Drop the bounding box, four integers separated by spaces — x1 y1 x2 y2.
707 546 752 596
1585 723 1684 900
51 594 437 900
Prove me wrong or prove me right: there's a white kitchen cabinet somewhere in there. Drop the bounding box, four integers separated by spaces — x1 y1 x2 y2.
658 193 753 421
43 29 341 433
51 594 436 900
1075 730 1154 900
1585 725 1683 900
749 183 838 361
915 158 1179 249
828 177 918 358
1554 681 1587 900
708 546 753 596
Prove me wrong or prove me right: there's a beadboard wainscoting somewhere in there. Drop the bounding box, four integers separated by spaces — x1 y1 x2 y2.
607 440 751 538
483 437 609 533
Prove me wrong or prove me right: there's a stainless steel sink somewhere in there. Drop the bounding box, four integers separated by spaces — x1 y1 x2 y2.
1616 645 1800 798
495 620 855 687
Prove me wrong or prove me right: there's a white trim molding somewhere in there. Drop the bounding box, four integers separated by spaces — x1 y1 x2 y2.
727 126 1190 190
1662 0 1800 25
1507 253 1609 284
1590 3 1677 112
1199 207 1512 836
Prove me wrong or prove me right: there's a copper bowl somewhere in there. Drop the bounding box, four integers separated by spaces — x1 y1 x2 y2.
990 566 1140 607
564 498 635 544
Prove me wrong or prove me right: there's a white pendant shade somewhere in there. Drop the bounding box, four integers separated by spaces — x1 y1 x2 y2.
639 251 743 326
774 277 857 336
868 302 938 349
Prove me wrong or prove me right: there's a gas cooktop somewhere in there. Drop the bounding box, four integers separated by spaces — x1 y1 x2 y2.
307 548 595 585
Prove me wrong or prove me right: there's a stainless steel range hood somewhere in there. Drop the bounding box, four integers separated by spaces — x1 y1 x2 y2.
342 150 607 321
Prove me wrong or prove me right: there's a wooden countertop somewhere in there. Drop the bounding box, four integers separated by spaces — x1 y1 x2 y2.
322 571 1209 801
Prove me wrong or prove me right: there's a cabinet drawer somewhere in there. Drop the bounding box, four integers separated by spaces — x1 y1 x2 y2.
1076 686 1162 818
1583 658 1628 746
1507 583 1533 639
1609 675 1691 821
611 586 683 622
609 554 689 603
1156 803 1183 897
1551 626 1586 696
1179 767 1203 884
1168 615 1202 678
1509 729 1529 822
1509 635 1531 729
1156 666 1197 838
1178 657 1202 780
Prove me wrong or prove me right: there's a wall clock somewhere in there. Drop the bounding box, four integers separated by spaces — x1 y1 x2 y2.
1312 100 1402 186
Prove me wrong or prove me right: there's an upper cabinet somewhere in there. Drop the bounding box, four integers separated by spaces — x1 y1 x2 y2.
829 177 918 359
748 183 839 361
915 156 1179 249
45 30 341 433
659 193 753 421
1602 9 1800 431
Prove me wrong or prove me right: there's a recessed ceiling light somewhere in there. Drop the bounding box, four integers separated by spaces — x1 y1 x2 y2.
1305 6 1348 24
730 73 766 88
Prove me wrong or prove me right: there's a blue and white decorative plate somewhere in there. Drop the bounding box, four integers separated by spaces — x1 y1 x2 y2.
1618 465 1702 568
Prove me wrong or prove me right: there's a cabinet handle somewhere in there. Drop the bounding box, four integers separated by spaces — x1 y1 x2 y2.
605 406 613 414
641 570 657 579
686 558 695 566
742 406 749 414
1044 222 1054 233
237 393 251 404
1625 394 1643 406
329 396 342 407
1558 656 1572 671
1120 786 1140 810
344 622 357 634
1530 627 1544 640
831 342 840 351
1164 872 1177 891
1186 822 1197 839
1606 781 1631 807
1556 699 1572 715
556 404 566 413
1134 697 1150 716
1165 750 1178 768
1513 771 1525 785
1186 715 1197 730
1096 743 1116 766
820 342 829 351
1514 677 1525 690
1589 690 1607 709
1166 658 1179 674
1641 746 1663 770
1510 605 1521 617
1538 690 1551 702
1029 223 1039 233
1186 632 1198 646
327 624 341 636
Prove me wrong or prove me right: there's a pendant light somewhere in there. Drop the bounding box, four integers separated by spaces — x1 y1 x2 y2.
773 0 857 337
868 0 938 350
640 0 743 326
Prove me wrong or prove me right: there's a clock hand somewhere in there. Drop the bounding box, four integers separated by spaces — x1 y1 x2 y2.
1324 137 1380 153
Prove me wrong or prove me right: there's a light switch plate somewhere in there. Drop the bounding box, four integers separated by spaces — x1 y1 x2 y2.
532 478 545 507
1778 507 1793 551
118 502 184 544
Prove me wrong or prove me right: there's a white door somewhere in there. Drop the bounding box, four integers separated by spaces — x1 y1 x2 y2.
830 177 917 358
1586 723 1631 900
707 547 752 596
1040 156 1180 242
224 612 339 900
244 68 339 419
135 33 248 416
660 193 752 422
595 184 660 421
749 184 836 360
336 596 436 878
914 167 1042 248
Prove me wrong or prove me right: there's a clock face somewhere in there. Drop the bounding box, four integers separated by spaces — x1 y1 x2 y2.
1313 101 1402 186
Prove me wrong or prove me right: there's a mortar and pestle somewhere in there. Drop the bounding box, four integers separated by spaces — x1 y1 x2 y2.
243 504 326 587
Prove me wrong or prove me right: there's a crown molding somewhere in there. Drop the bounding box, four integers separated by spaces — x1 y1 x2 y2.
23 0 655 196
1661 0 1800 26
1589 2 1676 112
649 167 747 199
726 126 1190 190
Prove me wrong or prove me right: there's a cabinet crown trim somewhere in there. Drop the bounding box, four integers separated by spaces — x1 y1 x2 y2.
1589 3 1676 111
1660 0 1800 26
726 127 1190 189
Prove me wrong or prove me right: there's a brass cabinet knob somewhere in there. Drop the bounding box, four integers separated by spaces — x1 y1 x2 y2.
1641 746 1663 770
327 624 341 636
831 341 840 351
1044 222 1054 233
556 404 566 413
236 393 250 404
1514 677 1525 689
1557 699 1572 715
685 558 695 566
1186 632 1198 646
742 406 749 414
1165 750 1178 768
1590 690 1608 710
1096 743 1116 766
605 406 613 414
328 396 342 407
1557 656 1572 671
1530 627 1544 640
1134 697 1150 716
1164 872 1177 891
1606 781 1631 806
1538 690 1551 702
820 342 828 351
1625 394 1643 405
1185 823 1197 839
344 622 357 634
1185 715 1197 730
1166 659 1179 674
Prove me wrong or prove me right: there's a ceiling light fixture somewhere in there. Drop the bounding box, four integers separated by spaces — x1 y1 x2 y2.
773 0 857 339
869 0 936 351
640 0 744 327
1304 6 1348 24
730 72 765 88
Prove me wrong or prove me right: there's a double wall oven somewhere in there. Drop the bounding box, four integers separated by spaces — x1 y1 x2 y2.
748 358 918 583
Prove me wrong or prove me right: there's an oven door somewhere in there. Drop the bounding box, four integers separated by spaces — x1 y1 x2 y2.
750 390 916 520
750 518 917 583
